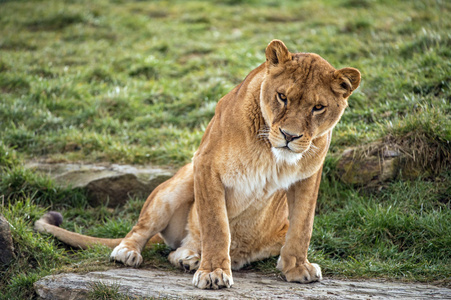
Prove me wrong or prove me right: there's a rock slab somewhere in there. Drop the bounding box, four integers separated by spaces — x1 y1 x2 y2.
26 162 174 207
34 268 451 300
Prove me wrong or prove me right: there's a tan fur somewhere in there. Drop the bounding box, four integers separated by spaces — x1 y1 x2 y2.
35 40 360 289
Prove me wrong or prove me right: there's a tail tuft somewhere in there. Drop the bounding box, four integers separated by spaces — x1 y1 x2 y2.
34 211 123 249
41 211 64 227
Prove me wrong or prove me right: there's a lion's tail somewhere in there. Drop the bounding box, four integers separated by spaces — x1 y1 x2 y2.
34 211 123 249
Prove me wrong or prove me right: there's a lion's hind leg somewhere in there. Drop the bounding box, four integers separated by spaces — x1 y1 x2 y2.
168 207 202 273
110 163 194 267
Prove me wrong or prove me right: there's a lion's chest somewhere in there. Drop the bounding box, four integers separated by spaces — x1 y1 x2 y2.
222 161 306 218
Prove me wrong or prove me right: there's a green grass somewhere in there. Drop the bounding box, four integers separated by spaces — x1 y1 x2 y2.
87 281 169 300
0 0 449 165
0 0 450 298
88 281 123 300
87 281 162 300
313 173 451 282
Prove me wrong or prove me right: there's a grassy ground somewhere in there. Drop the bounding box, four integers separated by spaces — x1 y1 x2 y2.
0 0 450 298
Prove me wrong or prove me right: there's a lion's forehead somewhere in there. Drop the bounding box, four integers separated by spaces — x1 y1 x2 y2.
281 79 335 106
286 83 331 102
291 52 334 69
274 55 336 98
288 67 333 85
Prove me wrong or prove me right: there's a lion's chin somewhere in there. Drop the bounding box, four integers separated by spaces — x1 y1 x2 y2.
271 147 304 165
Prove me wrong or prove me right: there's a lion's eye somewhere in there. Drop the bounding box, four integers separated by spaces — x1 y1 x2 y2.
277 92 287 102
312 104 326 113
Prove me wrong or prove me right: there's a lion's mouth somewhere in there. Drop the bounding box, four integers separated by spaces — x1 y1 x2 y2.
274 144 309 155
277 145 294 152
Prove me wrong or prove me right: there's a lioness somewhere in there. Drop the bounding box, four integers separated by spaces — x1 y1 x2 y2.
35 40 360 289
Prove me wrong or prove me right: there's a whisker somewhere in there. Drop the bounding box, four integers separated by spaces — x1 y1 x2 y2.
303 146 318 159
308 144 319 154
307 149 317 157
309 143 319 151
257 127 270 142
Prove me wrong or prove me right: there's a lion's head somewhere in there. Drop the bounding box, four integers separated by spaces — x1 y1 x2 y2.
259 40 361 164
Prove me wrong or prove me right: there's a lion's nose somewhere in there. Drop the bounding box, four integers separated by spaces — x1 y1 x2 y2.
279 128 303 142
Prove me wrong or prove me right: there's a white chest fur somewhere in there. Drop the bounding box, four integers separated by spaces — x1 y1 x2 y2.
221 149 321 218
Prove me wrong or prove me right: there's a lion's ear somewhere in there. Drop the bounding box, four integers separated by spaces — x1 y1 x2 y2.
265 40 292 68
334 67 361 97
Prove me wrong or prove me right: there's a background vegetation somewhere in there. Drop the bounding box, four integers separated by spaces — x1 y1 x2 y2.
0 0 450 298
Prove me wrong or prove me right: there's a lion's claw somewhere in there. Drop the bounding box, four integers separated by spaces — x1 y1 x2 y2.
193 268 234 289
110 244 143 267
277 257 322 283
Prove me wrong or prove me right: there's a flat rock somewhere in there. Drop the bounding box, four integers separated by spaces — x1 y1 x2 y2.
34 268 451 300
26 162 174 207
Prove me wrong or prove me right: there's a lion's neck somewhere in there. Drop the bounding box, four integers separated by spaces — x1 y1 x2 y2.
238 66 272 150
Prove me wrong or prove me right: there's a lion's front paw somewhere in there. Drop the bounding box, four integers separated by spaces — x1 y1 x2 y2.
277 256 322 283
110 244 143 267
193 268 234 289
284 262 322 283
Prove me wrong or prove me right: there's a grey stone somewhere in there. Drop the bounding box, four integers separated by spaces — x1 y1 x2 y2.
34 268 451 300
0 214 15 267
25 162 174 207
337 145 402 186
